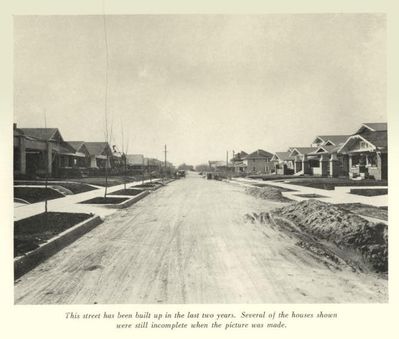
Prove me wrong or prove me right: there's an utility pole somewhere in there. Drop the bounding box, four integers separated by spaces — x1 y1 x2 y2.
164 144 167 181
226 150 229 179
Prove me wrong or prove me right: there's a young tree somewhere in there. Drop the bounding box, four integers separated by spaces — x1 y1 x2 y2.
120 120 130 190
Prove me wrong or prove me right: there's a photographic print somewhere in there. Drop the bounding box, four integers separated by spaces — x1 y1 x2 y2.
13 13 388 304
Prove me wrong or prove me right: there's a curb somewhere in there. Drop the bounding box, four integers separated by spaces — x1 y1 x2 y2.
14 214 102 280
108 190 151 209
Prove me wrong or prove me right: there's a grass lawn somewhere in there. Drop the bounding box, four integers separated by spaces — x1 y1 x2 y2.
282 177 388 190
134 182 162 188
350 188 388 197
110 188 145 196
79 196 129 204
14 212 92 257
72 176 138 187
14 187 64 204
14 181 98 194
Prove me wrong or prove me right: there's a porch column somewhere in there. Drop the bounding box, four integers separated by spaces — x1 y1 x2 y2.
19 136 26 175
329 153 339 177
320 154 329 176
294 155 302 173
47 142 53 176
302 155 311 175
375 152 382 181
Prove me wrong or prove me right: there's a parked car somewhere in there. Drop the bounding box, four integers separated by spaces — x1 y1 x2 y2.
176 170 186 178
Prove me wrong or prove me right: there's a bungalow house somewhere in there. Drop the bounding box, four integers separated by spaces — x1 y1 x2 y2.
144 158 163 174
338 123 387 180
288 147 318 175
84 142 113 169
306 134 350 177
244 149 274 174
67 141 91 168
126 154 145 174
14 125 76 178
230 151 248 174
271 152 295 175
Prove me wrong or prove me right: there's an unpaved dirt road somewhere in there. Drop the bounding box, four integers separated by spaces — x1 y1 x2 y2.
14 172 387 304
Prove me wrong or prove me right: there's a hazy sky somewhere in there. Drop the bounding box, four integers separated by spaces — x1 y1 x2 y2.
14 14 386 166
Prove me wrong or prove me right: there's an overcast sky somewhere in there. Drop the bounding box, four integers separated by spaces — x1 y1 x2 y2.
14 14 386 166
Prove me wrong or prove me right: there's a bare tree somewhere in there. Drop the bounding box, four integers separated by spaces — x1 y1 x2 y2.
120 119 130 190
102 12 112 199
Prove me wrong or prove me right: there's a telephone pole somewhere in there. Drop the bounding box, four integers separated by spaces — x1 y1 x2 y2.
164 144 167 180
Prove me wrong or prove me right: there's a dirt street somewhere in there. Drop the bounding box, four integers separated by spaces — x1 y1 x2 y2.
14 172 387 304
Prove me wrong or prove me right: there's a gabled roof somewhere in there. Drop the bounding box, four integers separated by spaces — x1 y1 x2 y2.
289 147 318 157
145 158 162 166
14 128 24 137
58 142 77 154
356 122 387 134
313 135 350 146
272 152 294 161
245 149 274 160
84 142 112 156
309 145 340 155
20 128 63 142
67 141 85 151
338 130 387 153
359 130 387 148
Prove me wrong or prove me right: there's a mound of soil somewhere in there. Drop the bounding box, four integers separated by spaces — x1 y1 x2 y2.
272 199 388 272
245 186 292 202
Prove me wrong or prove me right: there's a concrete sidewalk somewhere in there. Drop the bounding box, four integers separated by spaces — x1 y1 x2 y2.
231 177 388 207
14 179 162 221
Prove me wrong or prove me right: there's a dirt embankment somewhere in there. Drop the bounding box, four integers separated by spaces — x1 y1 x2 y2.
271 199 388 272
245 186 292 202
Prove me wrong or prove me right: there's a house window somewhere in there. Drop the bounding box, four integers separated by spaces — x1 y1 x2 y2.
360 141 369 149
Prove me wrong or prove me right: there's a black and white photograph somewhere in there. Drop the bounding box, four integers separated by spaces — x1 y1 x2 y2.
11 12 390 305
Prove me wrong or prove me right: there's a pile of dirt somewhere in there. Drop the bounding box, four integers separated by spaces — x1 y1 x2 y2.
272 199 388 272
245 186 292 202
